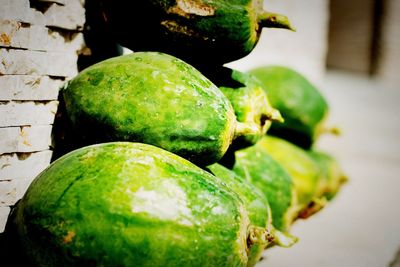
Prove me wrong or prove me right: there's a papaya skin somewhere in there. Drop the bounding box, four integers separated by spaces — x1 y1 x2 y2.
207 163 272 267
100 0 294 74
249 66 329 149
62 52 258 166
11 142 258 266
257 136 324 218
232 144 297 233
207 163 297 266
219 69 283 149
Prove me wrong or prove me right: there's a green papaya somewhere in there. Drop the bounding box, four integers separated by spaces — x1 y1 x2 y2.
249 66 333 149
10 142 274 266
207 163 271 267
207 163 296 266
232 144 298 232
100 0 294 75
62 52 258 166
307 150 348 201
257 136 325 218
219 69 283 149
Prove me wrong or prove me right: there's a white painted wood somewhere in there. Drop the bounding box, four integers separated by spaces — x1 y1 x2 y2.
0 101 58 127
0 49 78 77
0 0 85 29
0 0 46 26
0 150 53 181
0 20 85 52
0 178 37 206
44 2 85 30
0 126 53 154
0 206 10 232
37 0 66 5
0 180 16 206
0 75 64 101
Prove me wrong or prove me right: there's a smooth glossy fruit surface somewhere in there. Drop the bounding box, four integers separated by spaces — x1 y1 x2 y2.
63 52 256 166
12 142 253 266
249 66 329 148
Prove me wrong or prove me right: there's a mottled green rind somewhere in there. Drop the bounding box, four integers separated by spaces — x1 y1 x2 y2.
207 163 271 267
249 66 329 149
257 136 319 208
232 144 296 232
307 150 347 200
12 142 250 267
63 52 236 166
101 0 290 71
220 70 282 149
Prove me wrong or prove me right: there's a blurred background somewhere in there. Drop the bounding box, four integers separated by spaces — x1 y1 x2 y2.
229 0 400 266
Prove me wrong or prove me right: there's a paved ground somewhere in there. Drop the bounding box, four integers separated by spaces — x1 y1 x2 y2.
257 70 400 266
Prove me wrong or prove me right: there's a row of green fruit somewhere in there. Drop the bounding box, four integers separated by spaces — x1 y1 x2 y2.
4 51 346 266
4 1 346 265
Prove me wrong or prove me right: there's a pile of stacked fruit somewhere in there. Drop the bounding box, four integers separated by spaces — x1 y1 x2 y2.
5 1 347 266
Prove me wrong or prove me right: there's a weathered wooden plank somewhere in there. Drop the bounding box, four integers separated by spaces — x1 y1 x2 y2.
44 1 85 30
0 150 53 181
0 75 64 101
0 101 58 127
0 178 36 206
0 0 85 29
0 20 85 52
0 206 10 232
36 0 66 5
0 125 53 154
0 49 78 77
0 0 46 26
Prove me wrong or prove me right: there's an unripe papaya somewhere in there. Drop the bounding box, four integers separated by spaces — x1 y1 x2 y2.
62 52 258 166
257 136 325 219
249 66 333 149
207 163 297 266
219 69 283 149
232 144 298 232
307 150 348 201
10 142 271 266
207 163 272 267
100 0 294 74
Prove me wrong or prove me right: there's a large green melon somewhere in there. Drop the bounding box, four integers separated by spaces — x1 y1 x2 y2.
62 52 257 166
10 142 269 266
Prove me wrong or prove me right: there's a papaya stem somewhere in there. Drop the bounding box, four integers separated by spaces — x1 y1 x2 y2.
234 122 260 139
270 228 298 248
247 226 274 248
258 11 296 31
319 125 342 136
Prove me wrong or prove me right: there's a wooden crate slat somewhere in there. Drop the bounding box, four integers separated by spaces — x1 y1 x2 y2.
0 125 53 154
0 100 58 127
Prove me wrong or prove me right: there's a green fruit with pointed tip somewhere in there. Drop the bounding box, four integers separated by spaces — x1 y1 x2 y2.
219 69 283 149
207 163 271 267
257 136 324 218
207 162 298 266
10 142 269 266
100 0 294 74
232 144 298 232
249 66 330 149
63 52 258 166
307 150 348 201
